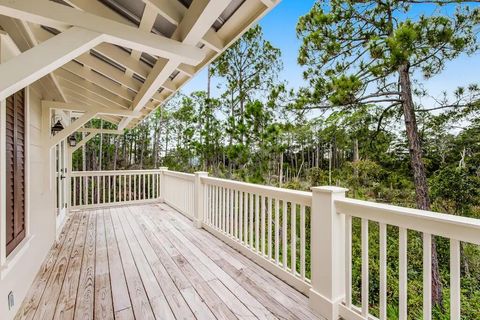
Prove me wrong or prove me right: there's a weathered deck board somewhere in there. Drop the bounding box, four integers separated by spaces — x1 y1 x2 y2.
15 203 321 320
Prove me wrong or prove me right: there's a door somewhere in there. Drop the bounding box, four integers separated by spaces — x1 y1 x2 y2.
55 140 67 224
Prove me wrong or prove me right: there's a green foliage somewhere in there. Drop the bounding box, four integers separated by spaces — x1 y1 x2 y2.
430 166 480 217
297 0 479 107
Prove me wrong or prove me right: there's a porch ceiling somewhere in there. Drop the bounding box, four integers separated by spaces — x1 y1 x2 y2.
14 203 320 319
0 0 279 129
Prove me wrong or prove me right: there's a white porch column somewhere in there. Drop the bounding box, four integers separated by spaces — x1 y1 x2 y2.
309 186 348 319
193 171 208 228
158 167 168 202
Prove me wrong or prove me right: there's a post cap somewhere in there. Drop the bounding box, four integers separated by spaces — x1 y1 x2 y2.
311 186 348 193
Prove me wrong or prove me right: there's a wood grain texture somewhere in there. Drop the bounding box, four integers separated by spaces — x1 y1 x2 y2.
15 204 321 320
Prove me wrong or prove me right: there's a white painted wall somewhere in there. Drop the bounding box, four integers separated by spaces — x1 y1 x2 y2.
0 83 56 319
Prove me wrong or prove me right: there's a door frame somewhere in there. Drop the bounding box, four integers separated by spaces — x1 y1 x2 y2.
55 139 68 231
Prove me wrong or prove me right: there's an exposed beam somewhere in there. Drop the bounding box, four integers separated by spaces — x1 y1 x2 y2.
43 100 141 117
0 0 205 64
64 0 136 27
65 0 191 82
54 68 132 107
93 43 150 78
120 0 230 130
98 115 122 125
0 26 103 101
76 128 122 135
31 25 174 96
173 0 230 45
61 88 127 112
178 63 196 77
144 0 225 52
143 0 184 26
57 79 130 109
49 110 96 148
74 53 164 103
20 21 68 102
0 16 67 101
259 0 276 8
70 132 94 153
61 62 135 101
201 29 224 52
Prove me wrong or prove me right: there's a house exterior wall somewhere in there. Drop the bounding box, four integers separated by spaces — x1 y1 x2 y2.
0 82 56 319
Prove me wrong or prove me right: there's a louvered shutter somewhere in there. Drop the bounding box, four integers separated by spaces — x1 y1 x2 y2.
5 88 26 256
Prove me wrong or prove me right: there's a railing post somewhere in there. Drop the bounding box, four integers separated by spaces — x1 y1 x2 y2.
310 186 348 320
158 167 168 202
194 171 208 228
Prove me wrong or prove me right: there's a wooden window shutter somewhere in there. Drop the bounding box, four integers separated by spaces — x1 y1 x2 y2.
5 88 26 256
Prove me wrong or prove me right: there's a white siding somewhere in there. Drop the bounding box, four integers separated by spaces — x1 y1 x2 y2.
0 83 56 319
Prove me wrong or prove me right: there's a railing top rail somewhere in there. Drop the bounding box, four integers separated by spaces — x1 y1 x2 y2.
163 170 195 181
201 176 312 206
71 169 162 176
336 198 480 245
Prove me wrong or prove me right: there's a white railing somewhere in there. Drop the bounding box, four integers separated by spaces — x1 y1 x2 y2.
67 168 480 320
200 175 313 293
334 197 480 320
70 169 162 208
163 170 195 218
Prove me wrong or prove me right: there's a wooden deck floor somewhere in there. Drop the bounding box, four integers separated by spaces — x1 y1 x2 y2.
15 203 320 320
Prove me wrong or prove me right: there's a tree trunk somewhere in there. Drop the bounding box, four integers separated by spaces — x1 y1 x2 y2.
353 138 359 163
113 137 119 171
98 120 103 170
398 63 443 308
279 153 283 187
328 143 332 185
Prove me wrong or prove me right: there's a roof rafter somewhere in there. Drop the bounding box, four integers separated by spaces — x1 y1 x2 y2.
43 100 141 117
143 0 224 51
120 0 231 130
64 91 123 112
31 22 178 93
0 0 205 64
58 81 130 110
74 53 165 103
54 68 132 107
0 26 103 101
0 17 66 101
66 0 193 83
61 62 135 101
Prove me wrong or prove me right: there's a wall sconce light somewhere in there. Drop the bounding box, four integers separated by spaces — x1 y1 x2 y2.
68 134 77 147
51 120 64 135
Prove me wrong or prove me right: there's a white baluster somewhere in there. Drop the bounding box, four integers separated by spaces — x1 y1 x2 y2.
361 218 369 317
255 194 260 252
291 203 296 275
282 200 288 270
275 198 280 265
300 204 305 280
423 233 432 320
450 239 461 319
261 195 266 256
380 222 387 320
399 227 408 320
268 197 273 260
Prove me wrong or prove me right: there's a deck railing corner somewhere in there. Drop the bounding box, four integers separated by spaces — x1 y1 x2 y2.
158 166 168 202
194 171 209 228
309 186 348 320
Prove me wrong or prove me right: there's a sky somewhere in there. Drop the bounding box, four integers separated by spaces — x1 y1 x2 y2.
181 0 480 110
